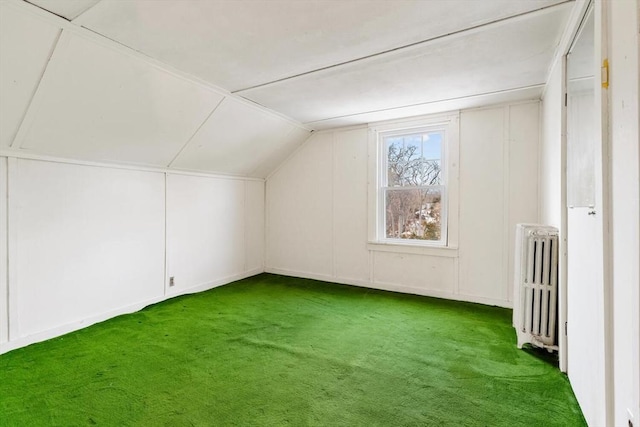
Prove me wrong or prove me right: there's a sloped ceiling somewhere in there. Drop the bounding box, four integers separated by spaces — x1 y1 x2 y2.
73 0 568 92
20 32 225 167
0 0 574 177
567 9 594 82
0 3 60 148
27 0 99 20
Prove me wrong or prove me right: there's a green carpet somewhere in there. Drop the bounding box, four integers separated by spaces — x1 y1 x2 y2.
1 274 585 426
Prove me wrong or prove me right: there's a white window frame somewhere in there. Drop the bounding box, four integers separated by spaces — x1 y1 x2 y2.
368 112 459 255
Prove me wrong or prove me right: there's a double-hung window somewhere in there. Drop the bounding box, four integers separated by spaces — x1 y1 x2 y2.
369 113 459 249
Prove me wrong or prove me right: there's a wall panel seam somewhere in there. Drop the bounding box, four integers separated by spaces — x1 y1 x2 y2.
163 173 168 296
6 158 18 340
503 106 511 302
331 132 336 279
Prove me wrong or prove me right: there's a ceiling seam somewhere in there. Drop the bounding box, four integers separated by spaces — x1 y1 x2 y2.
9 28 64 149
22 0 70 21
566 0 593 54
166 97 227 169
7 0 312 133
70 0 102 22
246 125 296 178
232 0 575 94
302 83 546 125
263 129 316 182
541 0 590 100
71 25 314 132
248 125 310 178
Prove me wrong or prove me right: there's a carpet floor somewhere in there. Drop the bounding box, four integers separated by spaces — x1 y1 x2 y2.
0 273 585 426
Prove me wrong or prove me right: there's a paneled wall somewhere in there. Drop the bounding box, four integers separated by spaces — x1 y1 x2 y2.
540 61 564 229
0 157 264 354
166 174 264 295
0 157 7 345
13 160 165 339
267 102 540 307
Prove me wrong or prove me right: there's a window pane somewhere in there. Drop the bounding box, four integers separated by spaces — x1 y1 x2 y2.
385 188 442 241
386 131 442 187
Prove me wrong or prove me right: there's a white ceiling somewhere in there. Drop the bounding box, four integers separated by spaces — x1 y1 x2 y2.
27 0 99 20
567 7 594 82
0 2 60 147
1 0 575 176
19 32 225 167
1 1 311 177
170 97 308 176
73 0 568 92
239 5 571 124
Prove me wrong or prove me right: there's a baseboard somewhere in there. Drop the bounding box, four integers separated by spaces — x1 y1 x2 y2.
265 267 512 309
0 269 264 355
166 268 264 297
0 296 166 355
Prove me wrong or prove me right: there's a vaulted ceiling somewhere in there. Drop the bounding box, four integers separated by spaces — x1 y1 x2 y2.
0 0 574 177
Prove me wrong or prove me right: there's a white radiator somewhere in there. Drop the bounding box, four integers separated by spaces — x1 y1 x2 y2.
513 224 559 351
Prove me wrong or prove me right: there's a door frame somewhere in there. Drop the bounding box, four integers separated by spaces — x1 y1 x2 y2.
560 0 613 424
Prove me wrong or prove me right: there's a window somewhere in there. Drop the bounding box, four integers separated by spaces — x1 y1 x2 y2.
368 113 459 250
381 128 446 243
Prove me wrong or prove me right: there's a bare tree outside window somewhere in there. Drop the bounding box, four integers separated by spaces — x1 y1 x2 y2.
383 131 444 241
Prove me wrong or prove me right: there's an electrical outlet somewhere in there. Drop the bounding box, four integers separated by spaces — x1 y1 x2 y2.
169 276 175 287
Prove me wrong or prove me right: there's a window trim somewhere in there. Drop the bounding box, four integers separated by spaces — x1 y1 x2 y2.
368 112 460 253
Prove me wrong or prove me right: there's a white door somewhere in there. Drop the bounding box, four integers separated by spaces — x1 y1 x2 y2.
565 8 608 427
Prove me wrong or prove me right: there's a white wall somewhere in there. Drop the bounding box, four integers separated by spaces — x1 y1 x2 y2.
245 180 266 273
267 133 334 278
540 62 564 229
267 102 540 307
12 159 165 338
0 157 264 354
0 157 7 345
540 56 571 376
166 174 263 295
609 0 640 425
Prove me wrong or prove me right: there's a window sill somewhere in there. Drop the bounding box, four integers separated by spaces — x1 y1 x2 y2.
367 241 459 257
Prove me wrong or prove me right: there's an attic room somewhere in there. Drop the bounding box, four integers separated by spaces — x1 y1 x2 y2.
0 0 638 425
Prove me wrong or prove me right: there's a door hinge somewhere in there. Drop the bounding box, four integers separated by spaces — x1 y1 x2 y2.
565 321 568 335
601 59 609 89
